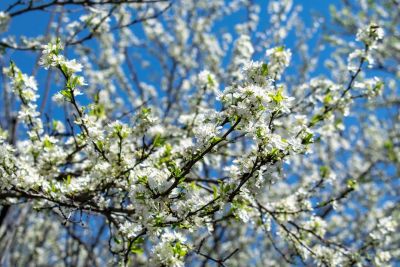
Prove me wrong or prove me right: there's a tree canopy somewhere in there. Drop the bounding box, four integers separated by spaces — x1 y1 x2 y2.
0 0 399 266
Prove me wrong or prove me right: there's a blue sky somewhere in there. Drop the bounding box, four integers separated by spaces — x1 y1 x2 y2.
0 0 340 71
0 0 346 139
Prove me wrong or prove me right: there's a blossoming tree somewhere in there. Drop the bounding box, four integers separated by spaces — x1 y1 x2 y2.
0 0 398 266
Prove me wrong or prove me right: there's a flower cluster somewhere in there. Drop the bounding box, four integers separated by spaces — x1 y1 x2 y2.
0 1 397 266
356 23 384 48
265 46 292 79
348 23 384 72
3 63 42 140
39 39 87 102
230 34 254 80
152 231 189 267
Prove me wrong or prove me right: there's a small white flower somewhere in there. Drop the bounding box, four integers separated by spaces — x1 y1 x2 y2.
23 75 38 91
0 12 10 33
356 23 384 47
52 92 65 104
64 59 83 73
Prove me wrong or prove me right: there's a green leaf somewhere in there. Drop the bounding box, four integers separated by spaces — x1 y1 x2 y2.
210 136 223 144
52 120 59 131
270 88 285 104
130 237 144 254
49 181 59 193
255 127 263 139
172 242 188 257
137 176 148 185
153 134 165 148
207 74 215 87
384 140 397 162
261 63 269 76
89 104 105 118
153 214 164 226
135 192 146 200
96 140 104 151
383 140 393 150
165 143 172 155
301 133 314 145
347 179 357 190
60 89 73 101
61 64 70 77
64 175 72 186
130 246 144 254
323 93 333 104
167 161 182 177
374 80 384 91
310 114 325 127
67 76 81 89
43 138 53 148
141 107 151 116
319 166 330 178
212 185 218 200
